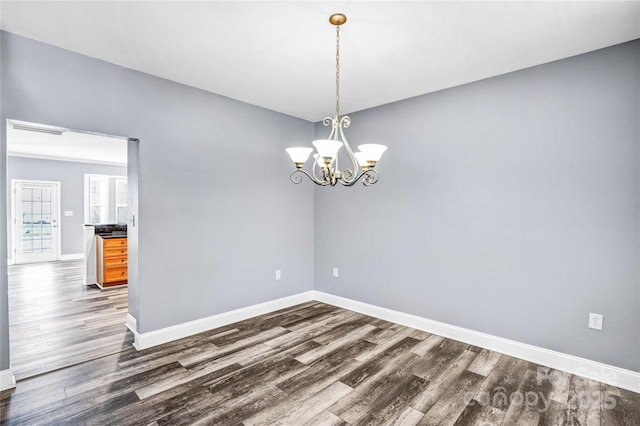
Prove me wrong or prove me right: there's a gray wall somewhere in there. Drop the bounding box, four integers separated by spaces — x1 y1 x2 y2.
1 31 315 370
1 29 637 375
315 40 640 372
7 156 126 258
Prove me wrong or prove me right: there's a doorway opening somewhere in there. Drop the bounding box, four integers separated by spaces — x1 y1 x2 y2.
5 119 139 380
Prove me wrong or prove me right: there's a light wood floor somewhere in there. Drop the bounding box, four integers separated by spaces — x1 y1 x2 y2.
7 260 130 380
2 263 639 425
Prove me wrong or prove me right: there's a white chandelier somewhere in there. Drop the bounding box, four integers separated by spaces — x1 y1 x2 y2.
286 13 387 186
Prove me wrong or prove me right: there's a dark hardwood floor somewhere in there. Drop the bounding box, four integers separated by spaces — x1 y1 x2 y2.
7 260 130 380
2 262 639 424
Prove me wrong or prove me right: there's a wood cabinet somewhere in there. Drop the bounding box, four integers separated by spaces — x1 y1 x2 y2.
96 236 127 288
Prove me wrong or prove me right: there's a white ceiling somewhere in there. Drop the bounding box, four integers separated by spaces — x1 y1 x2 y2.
7 122 128 166
1 1 639 122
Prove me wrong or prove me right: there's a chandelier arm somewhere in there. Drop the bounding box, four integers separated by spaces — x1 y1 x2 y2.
312 155 321 181
338 168 379 186
323 116 337 140
340 168 354 183
334 117 339 173
338 116 359 184
361 169 379 186
290 169 328 186
312 117 335 183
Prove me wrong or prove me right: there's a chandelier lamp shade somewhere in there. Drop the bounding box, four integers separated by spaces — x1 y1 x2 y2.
286 13 387 186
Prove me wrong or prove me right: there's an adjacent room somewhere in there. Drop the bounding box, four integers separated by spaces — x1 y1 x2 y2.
1 1 639 425
5 122 131 379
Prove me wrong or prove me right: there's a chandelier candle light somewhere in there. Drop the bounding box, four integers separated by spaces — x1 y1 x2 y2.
286 13 387 186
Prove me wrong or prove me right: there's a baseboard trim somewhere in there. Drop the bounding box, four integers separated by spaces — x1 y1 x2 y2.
8 255 83 265
311 291 640 393
126 289 639 393
126 313 137 334
59 253 84 261
132 291 315 351
0 369 16 391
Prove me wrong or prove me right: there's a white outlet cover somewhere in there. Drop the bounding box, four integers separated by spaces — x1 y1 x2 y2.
64 210 74 216
589 313 603 331
332 267 339 278
275 270 281 281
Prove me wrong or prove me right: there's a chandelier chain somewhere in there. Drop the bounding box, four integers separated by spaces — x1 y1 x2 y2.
335 24 340 120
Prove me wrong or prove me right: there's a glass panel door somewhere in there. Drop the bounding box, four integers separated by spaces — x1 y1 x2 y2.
14 181 59 264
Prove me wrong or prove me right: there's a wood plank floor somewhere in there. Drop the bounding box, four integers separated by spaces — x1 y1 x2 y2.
7 260 130 380
2 292 639 424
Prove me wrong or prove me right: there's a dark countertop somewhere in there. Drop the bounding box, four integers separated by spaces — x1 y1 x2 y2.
90 224 127 238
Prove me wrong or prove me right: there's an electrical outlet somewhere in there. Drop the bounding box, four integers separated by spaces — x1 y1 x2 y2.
588 313 603 331
332 267 339 278
275 270 281 281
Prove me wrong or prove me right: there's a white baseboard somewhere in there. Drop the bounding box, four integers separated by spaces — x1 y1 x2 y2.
125 289 639 393
0 369 16 391
126 313 137 334
311 291 640 394
8 255 83 265
131 291 315 351
59 253 84 261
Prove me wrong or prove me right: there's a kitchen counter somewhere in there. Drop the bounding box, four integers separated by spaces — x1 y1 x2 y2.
96 235 128 289
84 224 127 287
